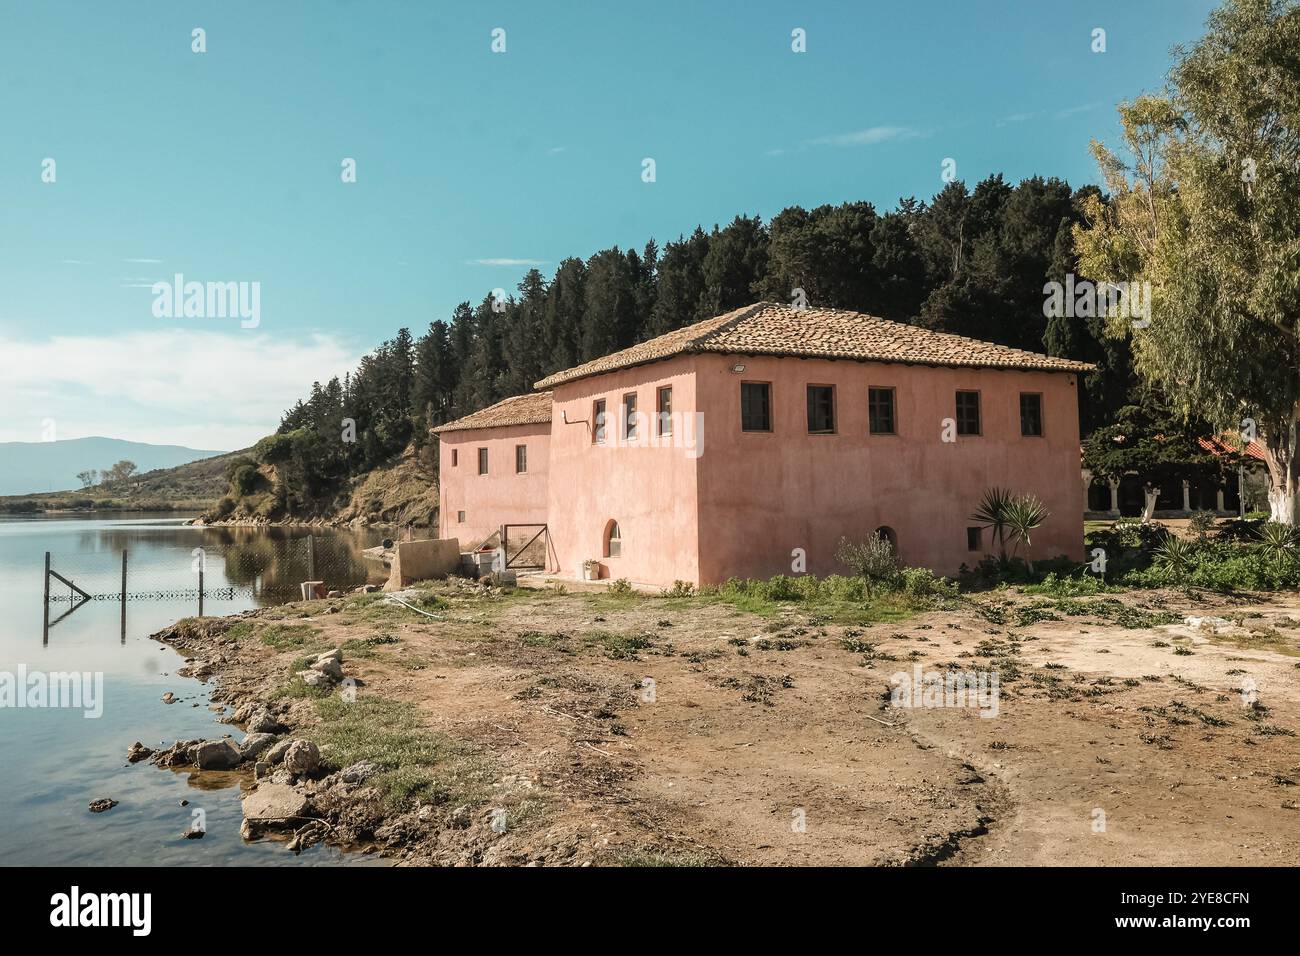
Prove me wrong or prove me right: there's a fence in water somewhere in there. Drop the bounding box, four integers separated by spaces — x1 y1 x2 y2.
41 534 381 641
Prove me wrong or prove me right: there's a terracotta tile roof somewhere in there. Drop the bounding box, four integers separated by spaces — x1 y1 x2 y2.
431 391 553 433
1198 435 1267 462
535 302 1093 389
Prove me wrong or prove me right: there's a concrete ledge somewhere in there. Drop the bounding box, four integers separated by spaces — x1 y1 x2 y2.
384 538 461 591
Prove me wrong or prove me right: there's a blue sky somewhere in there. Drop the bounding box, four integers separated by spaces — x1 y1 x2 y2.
0 0 1218 448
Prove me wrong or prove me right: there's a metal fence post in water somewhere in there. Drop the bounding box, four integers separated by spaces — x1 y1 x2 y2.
198 564 204 618
43 551 50 646
306 534 315 582
120 550 128 644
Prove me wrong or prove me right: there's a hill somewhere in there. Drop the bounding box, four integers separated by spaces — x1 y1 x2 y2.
0 448 244 514
0 437 227 496
202 442 437 530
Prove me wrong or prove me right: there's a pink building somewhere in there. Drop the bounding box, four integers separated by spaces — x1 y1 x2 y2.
433 392 551 549
436 303 1091 587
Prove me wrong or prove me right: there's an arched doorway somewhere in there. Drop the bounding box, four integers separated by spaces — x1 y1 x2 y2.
603 520 621 559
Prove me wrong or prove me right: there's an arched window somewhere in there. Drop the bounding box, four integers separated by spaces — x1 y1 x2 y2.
604 520 621 558
874 526 897 550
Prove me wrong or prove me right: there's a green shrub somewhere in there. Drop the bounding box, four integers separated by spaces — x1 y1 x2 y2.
1121 540 1300 591
896 566 959 605
1153 536 1197 577
1024 572 1109 597
835 535 901 596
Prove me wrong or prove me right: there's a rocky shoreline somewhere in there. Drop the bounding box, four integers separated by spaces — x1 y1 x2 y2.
187 514 384 530
136 613 513 864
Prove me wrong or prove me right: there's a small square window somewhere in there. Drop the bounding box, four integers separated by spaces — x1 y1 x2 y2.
657 386 673 436
1020 393 1043 437
868 387 896 435
623 392 638 441
807 385 835 434
477 447 488 475
967 527 982 551
741 382 771 432
457 510 466 524
593 399 606 444
956 391 981 436
515 444 527 473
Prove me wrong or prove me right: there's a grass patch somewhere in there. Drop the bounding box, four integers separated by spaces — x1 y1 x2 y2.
259 623 321 650
224 621 255 641
340 633 400 658
615 849 718 867
519 630 570 649
270 676 331 700
1204 626 1300 658
583 630 653 660
305 695 491 810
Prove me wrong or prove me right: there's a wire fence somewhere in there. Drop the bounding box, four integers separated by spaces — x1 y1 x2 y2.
43 534 381 608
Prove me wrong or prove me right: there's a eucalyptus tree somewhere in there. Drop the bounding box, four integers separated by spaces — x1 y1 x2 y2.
1075 0 1300 522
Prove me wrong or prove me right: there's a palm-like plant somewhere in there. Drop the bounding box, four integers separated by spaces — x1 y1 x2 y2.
1256 522 1300 566
970 487 1015 561
1003 494 1050 573
1153 535 1196 578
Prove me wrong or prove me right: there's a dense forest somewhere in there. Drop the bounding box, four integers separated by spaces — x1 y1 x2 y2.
244 174 1146 516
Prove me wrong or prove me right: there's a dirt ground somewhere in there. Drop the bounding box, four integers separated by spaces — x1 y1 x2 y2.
162 579 1300 866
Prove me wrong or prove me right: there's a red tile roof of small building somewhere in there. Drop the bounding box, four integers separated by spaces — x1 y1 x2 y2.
431 391 553 433
1198 435 1267 461
534 302 1094 389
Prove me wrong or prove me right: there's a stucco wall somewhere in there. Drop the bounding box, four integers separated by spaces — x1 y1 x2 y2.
692 353 1085 581
547 356 702 586
437 422 550 550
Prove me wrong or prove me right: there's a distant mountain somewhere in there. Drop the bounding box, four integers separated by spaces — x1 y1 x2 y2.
0 437 227 496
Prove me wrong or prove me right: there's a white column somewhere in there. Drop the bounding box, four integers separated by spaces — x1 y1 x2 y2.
1182 479 1191 512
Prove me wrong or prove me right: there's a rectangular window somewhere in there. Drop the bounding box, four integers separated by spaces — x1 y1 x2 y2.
657 386 673 437
967 527 982 551
593 399 606 444
451 449 458 467
868 387 896 435
740 382 772 432
1020 393 1043 437
457 510 466 524
477 447 488 475
623 392 637 441
956 391 981 436
515 444 527 473
807 385 836 434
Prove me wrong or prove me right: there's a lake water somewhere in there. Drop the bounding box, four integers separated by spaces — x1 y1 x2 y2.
0 513 385 866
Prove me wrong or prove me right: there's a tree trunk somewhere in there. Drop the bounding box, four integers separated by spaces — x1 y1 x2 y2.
1263 407 1300 525
1141 487 1159 523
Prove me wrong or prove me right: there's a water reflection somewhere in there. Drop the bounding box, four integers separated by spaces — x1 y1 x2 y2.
0 512 386 866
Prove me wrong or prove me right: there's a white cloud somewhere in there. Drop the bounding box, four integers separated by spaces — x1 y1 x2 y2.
0 328 364 449
996 111 1039 127
768 126 924 156
467 258 547 267
806 126 921 147
1053 102 1100 120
